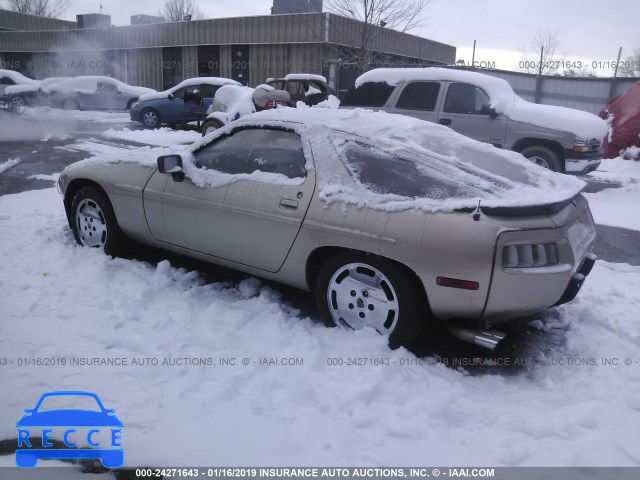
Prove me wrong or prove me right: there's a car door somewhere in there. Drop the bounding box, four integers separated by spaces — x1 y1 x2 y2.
143 127 314 272
437 82 508 147
387 81 442 124
162 87 190 124
96 81 122 110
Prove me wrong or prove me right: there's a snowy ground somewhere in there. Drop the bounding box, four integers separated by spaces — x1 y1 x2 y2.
1 111 639 468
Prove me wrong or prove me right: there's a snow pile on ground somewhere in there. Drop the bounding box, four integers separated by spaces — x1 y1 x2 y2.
353 68 607 140
103 127 200 147
0 158 21 174
1 186 639 467
585 157 640 231
23 107 130 124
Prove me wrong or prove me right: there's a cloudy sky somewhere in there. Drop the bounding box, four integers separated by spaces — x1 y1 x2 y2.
7 0 638 74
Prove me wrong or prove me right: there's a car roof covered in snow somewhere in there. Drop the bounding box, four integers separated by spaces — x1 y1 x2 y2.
47 76 155 96
267 73 328 83
188 106 586 213
0 69 38 85
139 77 241 102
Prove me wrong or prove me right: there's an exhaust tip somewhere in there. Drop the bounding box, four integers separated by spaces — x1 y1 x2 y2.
445 323 506 350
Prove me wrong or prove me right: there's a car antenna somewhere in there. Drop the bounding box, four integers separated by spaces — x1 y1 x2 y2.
472 200 482 222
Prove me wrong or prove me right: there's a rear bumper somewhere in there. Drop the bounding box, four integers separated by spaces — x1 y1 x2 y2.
553 253 596 306
564 149 602 174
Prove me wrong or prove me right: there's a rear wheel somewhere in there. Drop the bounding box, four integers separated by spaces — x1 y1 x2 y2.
62 98 80 110
201 119 223 137
11 95 26 108
520 145 562 172
126 98 137 111
141 108 161 129
71 186 126 256
315 252 427 349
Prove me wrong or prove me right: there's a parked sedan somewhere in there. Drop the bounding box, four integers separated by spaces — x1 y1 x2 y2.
5 77 67 107
58 108 596 350
129 77 241 129
48 76 155 111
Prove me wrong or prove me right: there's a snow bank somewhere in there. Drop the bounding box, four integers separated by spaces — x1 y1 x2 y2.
23 107 130 124
1 186 639 467
0 158 21 174
354 68 607 140
103 127 201 147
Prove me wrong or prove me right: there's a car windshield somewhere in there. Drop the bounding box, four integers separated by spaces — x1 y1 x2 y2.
37 394 102 412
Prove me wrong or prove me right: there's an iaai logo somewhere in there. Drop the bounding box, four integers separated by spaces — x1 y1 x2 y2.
15 391 123 468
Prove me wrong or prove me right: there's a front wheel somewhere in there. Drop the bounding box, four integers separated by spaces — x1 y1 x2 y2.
520 145 562 172
71 186 126 256
12 95 26 108
201 119 222 137
62 98 80 110
141 108 161 129
315 252 427 349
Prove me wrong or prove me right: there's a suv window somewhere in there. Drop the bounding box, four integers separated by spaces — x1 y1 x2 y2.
341 82 395 107
194 129 306 179
395 82 441 111
443 83 490 114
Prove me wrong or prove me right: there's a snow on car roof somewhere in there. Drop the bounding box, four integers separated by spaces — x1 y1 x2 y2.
355 68 607 141
0 69 38 85
46 76 154 96
284 73 327 83
196 107 586 213
139 77 241 102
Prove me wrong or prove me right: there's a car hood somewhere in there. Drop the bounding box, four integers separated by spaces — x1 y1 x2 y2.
16 410 123 427
5 83 41 94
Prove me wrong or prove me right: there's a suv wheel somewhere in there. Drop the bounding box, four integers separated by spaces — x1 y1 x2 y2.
520 146 562 172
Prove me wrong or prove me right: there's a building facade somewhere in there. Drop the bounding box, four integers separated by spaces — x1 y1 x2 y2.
0 8 456 93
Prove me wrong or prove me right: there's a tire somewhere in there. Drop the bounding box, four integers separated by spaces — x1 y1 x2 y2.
71 186 127 257
11 95 26 108
126 98 137 111
62 98 80 111
201 120 222 137
315 251 427 349
519 145 562 172
141 108 161 129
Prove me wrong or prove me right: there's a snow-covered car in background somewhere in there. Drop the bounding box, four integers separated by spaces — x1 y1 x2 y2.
5 77 67 107
599 80 640 160
0 68 38 95
47 76 155 111
266 73 334 106
129 77 241 129
342 68 608 174
200 84 291 136
58 108 597 350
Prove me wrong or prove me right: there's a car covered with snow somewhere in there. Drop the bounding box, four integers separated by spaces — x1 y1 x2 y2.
266 73 334 106
342 68 607 174
129 77 242 129
47 76 155 111
58 108 596 350
0 68 38 95
200 84 291 136
4 76 68 107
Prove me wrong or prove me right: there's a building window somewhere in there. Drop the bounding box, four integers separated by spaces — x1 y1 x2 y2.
162 47 183 90
198 46 220 77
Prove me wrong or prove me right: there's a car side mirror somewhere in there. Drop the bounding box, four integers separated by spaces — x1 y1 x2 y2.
480 103 498 118
158 154 185 182
167 93 174 100
184 89 202 106
24 409 33 414
116 87 122 94
105 409 115 415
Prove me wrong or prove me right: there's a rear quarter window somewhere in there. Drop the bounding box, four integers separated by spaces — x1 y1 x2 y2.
341 82 395 107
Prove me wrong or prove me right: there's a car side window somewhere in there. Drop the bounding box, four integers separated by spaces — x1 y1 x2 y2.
395 81 441 111
341 82 395 107
98 82 118 93
194 129 306 179
199 84 219 98
171 87 186 100
443 83 490 114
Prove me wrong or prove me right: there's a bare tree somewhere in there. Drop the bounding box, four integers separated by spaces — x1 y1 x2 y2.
519 28 565 75
325 0 430 71
162 0 202 22
618 49 640 77
8 0 69 18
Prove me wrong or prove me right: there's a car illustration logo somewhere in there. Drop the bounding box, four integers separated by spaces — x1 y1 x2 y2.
15 391 123 468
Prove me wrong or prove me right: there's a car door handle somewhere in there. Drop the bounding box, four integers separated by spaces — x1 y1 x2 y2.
439 118 452 125
280 198 299 209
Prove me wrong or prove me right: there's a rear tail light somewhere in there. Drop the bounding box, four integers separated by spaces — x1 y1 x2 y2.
502 243 559 268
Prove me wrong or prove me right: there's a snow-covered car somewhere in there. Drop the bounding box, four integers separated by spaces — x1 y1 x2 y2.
266 73 334 106
342 68 608 174
0 68 38 95
5 77 68 107
200 84 291 136
47 76 155 111
58 108 597 350
129 77 241 129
